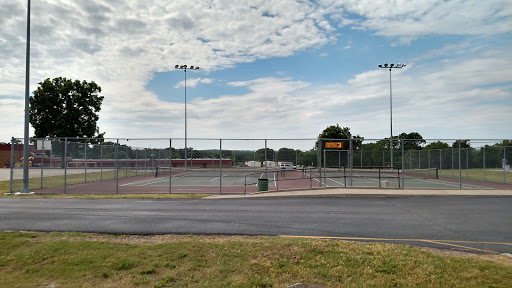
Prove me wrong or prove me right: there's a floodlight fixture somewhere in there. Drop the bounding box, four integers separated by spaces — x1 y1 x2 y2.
174 64 200 169
377 61 407 169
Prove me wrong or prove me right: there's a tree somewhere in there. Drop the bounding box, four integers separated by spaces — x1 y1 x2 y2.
398 132 426 150
492 140 512 147
30 77 105 138
318 124 363 150
255 148 275 162
297 150 317 167
277 148 296 163
424 141 450 150
452 139 471 148
377 132 425 150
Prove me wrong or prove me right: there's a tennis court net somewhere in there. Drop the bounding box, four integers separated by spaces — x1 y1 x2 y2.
303 167 439 180
155 167 274 178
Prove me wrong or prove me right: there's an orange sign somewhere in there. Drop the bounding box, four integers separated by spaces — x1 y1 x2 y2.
325 142 343 149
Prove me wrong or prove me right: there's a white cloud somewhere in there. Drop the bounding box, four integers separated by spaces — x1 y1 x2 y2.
175 78 214 88
1 0 511 143
335 0 512 42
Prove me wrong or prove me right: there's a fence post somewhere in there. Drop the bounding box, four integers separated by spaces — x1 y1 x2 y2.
458 140 462 189
64 138 68 194
84 142 87 183
318 137 322 187
504 147 507 184
116 139 119 194
220 139 222 194
483 146 486 181
401 139 405 189
125 146 128 178
264 139 268 179
172 138 174 194
349 138 353 187
323 149 326 187
100 145 103 181
40 139 44 189
9 137 14 194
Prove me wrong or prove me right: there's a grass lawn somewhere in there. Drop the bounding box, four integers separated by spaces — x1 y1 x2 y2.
1 169 142 193
0 231 511 288
0 193 210 199
439 168 511 184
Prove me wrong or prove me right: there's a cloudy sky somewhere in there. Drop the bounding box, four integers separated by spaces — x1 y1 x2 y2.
1 0 511 145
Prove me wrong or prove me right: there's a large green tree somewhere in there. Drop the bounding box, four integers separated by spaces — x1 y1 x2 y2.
452 139 471 148
30 77 105 138
377 132 425 150
318 124 363 150
424 141 450 150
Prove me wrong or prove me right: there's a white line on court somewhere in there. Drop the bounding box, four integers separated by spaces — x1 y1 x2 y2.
121 177 168 186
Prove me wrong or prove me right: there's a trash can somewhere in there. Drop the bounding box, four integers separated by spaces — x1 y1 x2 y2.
258 178 269 191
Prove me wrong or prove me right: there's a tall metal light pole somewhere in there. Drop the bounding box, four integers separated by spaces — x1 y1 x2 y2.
174 64 199 169
378 63 406 169
19 0 33 194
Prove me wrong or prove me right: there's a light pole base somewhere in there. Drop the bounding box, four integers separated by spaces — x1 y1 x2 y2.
15 190 34 195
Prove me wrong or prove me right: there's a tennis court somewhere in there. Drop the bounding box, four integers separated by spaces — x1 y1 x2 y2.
117 167 492 193
6 136 510 194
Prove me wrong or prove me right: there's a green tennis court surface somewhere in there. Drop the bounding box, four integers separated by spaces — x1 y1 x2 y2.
121 168 491 190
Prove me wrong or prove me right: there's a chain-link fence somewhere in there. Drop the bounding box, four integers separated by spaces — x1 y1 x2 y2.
4 137 511 194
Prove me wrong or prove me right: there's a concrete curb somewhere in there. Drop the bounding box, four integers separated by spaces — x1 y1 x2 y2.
203 188 512 199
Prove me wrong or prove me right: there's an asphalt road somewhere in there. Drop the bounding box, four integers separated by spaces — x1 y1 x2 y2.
1 196 511 254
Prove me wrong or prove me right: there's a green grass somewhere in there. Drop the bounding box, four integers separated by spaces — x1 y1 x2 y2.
0 231 511 287
439 168 512 184
1 169 144 193
0 193 210 199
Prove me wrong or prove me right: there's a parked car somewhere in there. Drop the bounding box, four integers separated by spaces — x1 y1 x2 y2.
280 164 295 170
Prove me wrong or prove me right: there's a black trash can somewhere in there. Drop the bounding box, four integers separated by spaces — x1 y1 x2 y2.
257 178 269 191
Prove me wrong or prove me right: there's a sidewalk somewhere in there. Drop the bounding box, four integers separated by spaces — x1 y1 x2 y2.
204 187 512 199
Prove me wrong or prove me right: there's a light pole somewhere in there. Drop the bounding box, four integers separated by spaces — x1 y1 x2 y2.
19 0 33 194
174 64 199 169
378 62 406 169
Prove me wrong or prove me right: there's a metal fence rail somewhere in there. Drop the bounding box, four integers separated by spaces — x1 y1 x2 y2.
5 137 511 194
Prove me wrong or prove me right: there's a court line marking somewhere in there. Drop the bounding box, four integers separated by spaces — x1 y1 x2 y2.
279 235 512 254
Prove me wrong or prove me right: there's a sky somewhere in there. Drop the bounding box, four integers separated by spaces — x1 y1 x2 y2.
1 0 512 146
